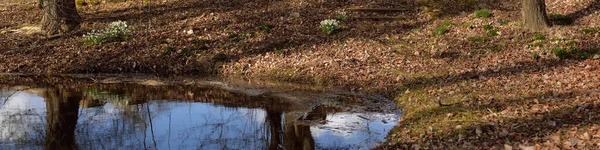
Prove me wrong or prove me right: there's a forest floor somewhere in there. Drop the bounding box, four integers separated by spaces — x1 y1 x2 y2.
2 0 600 149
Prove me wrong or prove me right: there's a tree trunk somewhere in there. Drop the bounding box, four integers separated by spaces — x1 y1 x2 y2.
41 0 81 35
522 0 551 31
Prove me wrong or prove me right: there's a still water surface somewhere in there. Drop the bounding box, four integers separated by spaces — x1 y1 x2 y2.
0 83 398 150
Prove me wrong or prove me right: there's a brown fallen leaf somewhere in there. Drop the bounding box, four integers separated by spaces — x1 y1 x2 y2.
504 144 513 150
518 145 534 150
581 132 591 141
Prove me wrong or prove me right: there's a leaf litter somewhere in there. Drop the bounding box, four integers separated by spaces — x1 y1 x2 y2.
1 0 600 149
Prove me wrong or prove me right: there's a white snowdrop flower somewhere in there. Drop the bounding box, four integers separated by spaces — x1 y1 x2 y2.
320 19 340 33
320 19 339 27
82 20 131 44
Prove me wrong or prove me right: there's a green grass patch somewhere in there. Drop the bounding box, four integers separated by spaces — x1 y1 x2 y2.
580 28 598 34
488 29 499 36
440 20 452 27
482 25 492 30
528 33 546 47
467 36 489 42
336 13 348 21
549 13 572 25
412 27 423 33
274 49 286 55
474 9 491 18
488 45 502 51
464 23 474 29
551 47 599 59
159 39 168 44
532 52 541 60
566 40 578 47
533 33 546 41
181 48 198 57
228 33 242 42
257 24 273 32
481 25 498 37
163 46 175 53
551 48 569 59
528 41 543 47
433 20 452 36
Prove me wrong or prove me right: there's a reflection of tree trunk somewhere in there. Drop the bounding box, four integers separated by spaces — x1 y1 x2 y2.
80 97 103 108
44 88 81 150
267 110 315 150
266 110 282 150
283 123 314 150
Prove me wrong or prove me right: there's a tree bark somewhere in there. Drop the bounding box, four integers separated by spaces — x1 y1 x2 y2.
522 0 551 31
41 0 81 35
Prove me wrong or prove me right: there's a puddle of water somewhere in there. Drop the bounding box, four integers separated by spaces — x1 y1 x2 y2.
0 83 398 150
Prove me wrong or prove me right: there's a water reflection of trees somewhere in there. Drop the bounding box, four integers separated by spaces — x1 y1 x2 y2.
0 91 45 149
0 84 396 149
77 85 321 150
76 85 277 149
0 85 315 149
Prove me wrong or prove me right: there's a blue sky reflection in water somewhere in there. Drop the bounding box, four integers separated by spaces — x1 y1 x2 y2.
0 87 398 150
